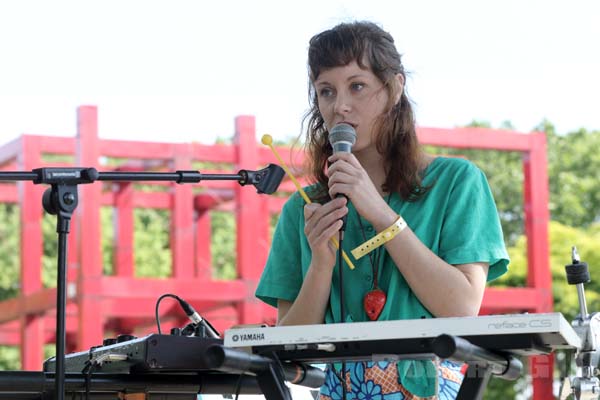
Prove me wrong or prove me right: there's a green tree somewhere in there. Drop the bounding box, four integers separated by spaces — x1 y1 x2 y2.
496 220 600 321
211 211 236 280
542 122 600 228
0 204 19 301
133 208 172 278
0 204 21 370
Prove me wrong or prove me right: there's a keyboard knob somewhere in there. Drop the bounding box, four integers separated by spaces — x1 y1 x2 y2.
116 334 136 343
102 338 118 346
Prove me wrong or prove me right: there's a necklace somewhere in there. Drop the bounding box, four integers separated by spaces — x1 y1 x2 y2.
356 194 391 320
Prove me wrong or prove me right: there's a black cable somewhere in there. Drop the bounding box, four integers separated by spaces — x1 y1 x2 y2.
85 365 92 400
81 345 96 400
82 360 98 400
233 365 251 400
270 351 292 400
154 293 182 334
338 230 345 327
337 230 347 400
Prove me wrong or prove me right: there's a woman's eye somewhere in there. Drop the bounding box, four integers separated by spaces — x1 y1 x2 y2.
351 83 365 91
319 87 333 98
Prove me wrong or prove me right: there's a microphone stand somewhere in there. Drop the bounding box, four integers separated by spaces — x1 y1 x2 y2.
0 164 284 400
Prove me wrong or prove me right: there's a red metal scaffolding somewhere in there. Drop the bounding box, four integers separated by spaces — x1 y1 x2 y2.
0 106 552 398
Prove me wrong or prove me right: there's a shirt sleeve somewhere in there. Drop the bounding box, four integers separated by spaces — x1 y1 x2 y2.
438 161 509 281
255 192 305 307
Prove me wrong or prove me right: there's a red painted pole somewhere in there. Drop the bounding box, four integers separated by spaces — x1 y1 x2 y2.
171 143 195 279
18 135 44 370
114 182 134 276
75 106 104 351
195 208 213 281
234 116 269 324
523 132 554 400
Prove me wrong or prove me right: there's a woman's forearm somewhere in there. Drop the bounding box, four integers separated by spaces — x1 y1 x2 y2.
277 265 334 326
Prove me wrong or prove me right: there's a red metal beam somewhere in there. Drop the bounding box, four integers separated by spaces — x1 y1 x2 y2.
0 183 17 202
417 127 541 151
18 135 45 370
235 116 269 325
0 288 59 324
114 182 134 276
0 317 78 346
33 135 74 154
91 276 248 301
171 143 195 278
75 105 104 351
0 136 21 167
524 134 552 308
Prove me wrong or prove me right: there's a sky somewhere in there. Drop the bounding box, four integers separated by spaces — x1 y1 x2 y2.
0 0 599 148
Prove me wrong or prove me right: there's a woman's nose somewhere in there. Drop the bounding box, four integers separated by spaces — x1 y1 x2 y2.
333 92 351 115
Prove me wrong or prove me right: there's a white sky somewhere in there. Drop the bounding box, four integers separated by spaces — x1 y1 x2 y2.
0 0 599 147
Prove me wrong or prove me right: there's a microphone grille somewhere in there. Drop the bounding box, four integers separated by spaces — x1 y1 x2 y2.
329 123 356 146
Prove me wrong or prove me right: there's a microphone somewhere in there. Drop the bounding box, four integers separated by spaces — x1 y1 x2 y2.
329 123 356 154
328 123 356 230
177 298 220 339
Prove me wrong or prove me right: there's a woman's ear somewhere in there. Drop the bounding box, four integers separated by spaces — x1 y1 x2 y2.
394 73 405 104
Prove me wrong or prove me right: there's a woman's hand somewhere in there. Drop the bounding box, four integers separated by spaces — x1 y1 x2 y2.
327 153 393 227
303 197 348 271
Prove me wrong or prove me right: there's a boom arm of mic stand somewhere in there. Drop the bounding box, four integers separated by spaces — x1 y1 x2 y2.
95 164 286 194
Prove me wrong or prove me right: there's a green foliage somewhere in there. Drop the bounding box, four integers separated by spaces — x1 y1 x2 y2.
497 221 600 321
0 204 19 301
0 347 19 370
485 369 521 399
211 211 236 279
101 207 115 275
41 213 59 288
545 125 600 228
134 208 172 278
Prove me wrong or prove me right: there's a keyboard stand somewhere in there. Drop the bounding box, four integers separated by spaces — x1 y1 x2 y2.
432 334 523 400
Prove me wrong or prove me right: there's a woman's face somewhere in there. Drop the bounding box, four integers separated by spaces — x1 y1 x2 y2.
314 60 395 153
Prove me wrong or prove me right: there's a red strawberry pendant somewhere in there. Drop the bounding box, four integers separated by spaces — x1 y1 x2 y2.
363 288 386 320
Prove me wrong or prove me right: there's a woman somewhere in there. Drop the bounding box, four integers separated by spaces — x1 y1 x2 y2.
255 21 509 399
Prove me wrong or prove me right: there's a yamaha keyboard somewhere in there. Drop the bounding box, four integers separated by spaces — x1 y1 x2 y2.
224 313 581 363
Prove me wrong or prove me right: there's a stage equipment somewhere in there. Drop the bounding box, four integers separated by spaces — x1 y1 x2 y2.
225 312 580 400
559 247 600 400
39 332 323 400
0 164 285 400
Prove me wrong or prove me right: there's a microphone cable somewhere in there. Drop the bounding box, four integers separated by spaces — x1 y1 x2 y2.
337 229 348 400
154 293 182 334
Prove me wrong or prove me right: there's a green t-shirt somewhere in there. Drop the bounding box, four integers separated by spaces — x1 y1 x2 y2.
255 156 509 396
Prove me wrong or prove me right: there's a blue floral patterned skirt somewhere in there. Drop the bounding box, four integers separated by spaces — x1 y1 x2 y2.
319 359 465 400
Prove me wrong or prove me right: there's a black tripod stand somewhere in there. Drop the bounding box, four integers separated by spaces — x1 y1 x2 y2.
0 164 284 400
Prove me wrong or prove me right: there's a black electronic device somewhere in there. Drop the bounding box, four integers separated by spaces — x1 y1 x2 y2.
39 332 324 400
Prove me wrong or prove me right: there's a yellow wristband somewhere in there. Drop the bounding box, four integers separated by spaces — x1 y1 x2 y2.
351 215 407 259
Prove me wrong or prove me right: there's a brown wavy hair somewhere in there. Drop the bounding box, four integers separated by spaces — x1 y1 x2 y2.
303 21 428 202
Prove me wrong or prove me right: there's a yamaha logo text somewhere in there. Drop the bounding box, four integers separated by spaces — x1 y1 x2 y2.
231 333 265 342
